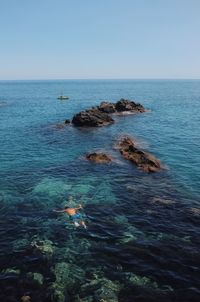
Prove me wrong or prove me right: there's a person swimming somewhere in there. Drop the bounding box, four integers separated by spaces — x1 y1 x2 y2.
53 204 87 229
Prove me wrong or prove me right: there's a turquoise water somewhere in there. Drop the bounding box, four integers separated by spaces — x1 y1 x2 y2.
0 80 200 301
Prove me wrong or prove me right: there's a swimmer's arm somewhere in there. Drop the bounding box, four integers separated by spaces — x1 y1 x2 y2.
53 209 66 213
75 204 83 210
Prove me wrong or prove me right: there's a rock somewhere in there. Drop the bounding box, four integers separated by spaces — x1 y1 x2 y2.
2 268 21 275
55 123 65 129
51 287 66 302
98 101 116 113
64 119 71 124
27 272 44 285
13 238 30 252
31 239 54 256
71 99 146 127
49 262 84 301
86 152 112 163
115 98 145 113
189 207 200 216
151 197 175 205
21 295 31 302
53 262 85 290
125 272 158 289
72 108 114 127
118 136 162 172
80 277 121 302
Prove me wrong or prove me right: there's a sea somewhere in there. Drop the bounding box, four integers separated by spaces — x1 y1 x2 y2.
0 80 200 302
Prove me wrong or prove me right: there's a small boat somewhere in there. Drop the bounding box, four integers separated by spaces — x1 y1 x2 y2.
57 95 69 100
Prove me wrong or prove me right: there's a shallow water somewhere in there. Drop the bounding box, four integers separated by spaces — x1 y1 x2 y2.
0 80 200 301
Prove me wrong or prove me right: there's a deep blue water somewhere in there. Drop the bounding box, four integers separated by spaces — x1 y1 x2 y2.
0 80 200 302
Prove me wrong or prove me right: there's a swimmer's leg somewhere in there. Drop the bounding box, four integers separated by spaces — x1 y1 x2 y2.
80 220 87 229
74 221 80 227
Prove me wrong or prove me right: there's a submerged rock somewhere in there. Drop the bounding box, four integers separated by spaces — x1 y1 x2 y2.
12 238 30 252
120 231 138 243
189 207 200 216
51 287 69 302
125 272 158 289
55 123 65 129
31 238 54 256
80 277 121 302
151 197 175 205
114 215 129 225
86 152 112 163
27 272 44 285
2 268 20 275
21 294 31 302
50 261 85 302
71 183 94 195
53 262 85 290
118 136 162 173
33 177 72 201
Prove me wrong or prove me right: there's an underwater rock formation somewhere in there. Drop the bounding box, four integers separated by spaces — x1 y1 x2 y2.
21 294 31 302
151 197 175 205
189 207 200 216
27 272 44 285
79 277 121 302
71 99 145 127
55 123 65 129
2 268 21 275
86 152 112 163
118 136 162 172
31 238 54 258
53 262 85 289
124 272 158 289
50 262 85 302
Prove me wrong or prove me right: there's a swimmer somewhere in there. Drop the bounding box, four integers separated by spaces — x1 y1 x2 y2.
53 204 87 229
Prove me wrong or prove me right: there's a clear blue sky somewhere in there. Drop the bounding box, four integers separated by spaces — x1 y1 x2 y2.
1 0 200 80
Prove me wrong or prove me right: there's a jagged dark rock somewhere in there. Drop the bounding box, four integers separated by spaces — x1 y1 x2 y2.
72 108 114 127
118 136 162 172
71 99 146 127
115 98 145 112
98 101 116 113
86 152 112 163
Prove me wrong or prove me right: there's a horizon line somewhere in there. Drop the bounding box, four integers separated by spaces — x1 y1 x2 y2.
0 77 200 82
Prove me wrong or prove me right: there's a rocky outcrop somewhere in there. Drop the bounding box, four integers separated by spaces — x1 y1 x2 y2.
118 136 162 172
64 119 71 124
72 108 114 127
71 99 146 127
98 101 116 113
115 98 145 113
86 152 112 163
